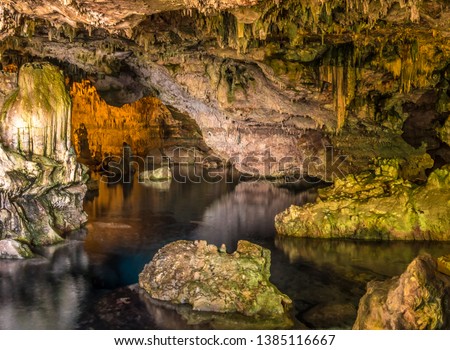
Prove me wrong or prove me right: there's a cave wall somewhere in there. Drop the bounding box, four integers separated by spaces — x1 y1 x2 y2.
72 80 174 160
0 0 449 179
0 62 87 253
1 62 71 161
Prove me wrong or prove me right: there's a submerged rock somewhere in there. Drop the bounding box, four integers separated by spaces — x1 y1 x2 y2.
138 166 172 182
139 240 293 324
353 254 447 330
275 160 450 240
0 239 33 259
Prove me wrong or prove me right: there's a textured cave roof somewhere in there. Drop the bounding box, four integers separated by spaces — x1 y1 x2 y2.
1 0 259 33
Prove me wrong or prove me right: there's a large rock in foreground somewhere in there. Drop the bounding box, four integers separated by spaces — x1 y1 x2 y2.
353 255 448 330
139 240 292 322
275 160 450 240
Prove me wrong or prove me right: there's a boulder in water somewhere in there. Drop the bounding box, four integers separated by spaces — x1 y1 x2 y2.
139 240 292 322
275 161 450 240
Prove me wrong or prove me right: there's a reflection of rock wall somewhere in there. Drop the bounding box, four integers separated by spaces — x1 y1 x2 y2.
275 236 450 282
0 62 87 251
0 242 89 329
192 182 317 249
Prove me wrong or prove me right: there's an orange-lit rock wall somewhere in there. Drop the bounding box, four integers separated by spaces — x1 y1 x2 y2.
71 80 180 160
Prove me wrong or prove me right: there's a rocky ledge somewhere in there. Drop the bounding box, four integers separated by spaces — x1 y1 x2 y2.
275 159 450 240
139 240 293 327
354 254 450 330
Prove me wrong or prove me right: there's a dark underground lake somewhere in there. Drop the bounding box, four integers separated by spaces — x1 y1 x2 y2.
2 166 450 330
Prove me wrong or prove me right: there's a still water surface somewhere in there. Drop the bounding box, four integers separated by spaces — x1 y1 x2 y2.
1 166 450 329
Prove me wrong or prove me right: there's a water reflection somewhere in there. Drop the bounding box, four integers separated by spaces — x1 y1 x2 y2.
82 167 238 288
0 241 89 329
3 166 450 329
192 181 317 250
275 237 450 282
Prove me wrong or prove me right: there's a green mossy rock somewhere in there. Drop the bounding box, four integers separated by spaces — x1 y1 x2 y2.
438 116 450 146
139 240 293 327
0 62 71 162
275 161 450 240
437 255 450 276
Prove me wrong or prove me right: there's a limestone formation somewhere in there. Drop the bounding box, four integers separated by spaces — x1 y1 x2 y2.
2 1 450 177
437 255 450 276
0 239 33 259
275 160 450 240
353 255 447 330
71 80 207 163
0 62 87 253
139 240 293 322
1 62 71 162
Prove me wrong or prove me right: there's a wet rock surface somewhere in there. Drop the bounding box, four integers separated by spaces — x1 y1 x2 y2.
0 239 33 259
440 116 450 147
139 240 293 326
275 160 450 240
353 254 450 330
0 62 87 251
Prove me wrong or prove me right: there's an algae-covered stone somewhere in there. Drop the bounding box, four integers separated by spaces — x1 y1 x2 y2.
437 255 450 276
275 161 450 240
139 240 292 323
353 255 445 330
0 239 33 259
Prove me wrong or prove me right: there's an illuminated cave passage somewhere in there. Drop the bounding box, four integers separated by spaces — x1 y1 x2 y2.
1 0 450 332
70 79 212 168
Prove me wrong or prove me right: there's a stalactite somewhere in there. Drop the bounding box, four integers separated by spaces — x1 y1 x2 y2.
380 39 441 93
334 65 346 131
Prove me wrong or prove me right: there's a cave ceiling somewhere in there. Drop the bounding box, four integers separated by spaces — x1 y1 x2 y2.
1 0 450 176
